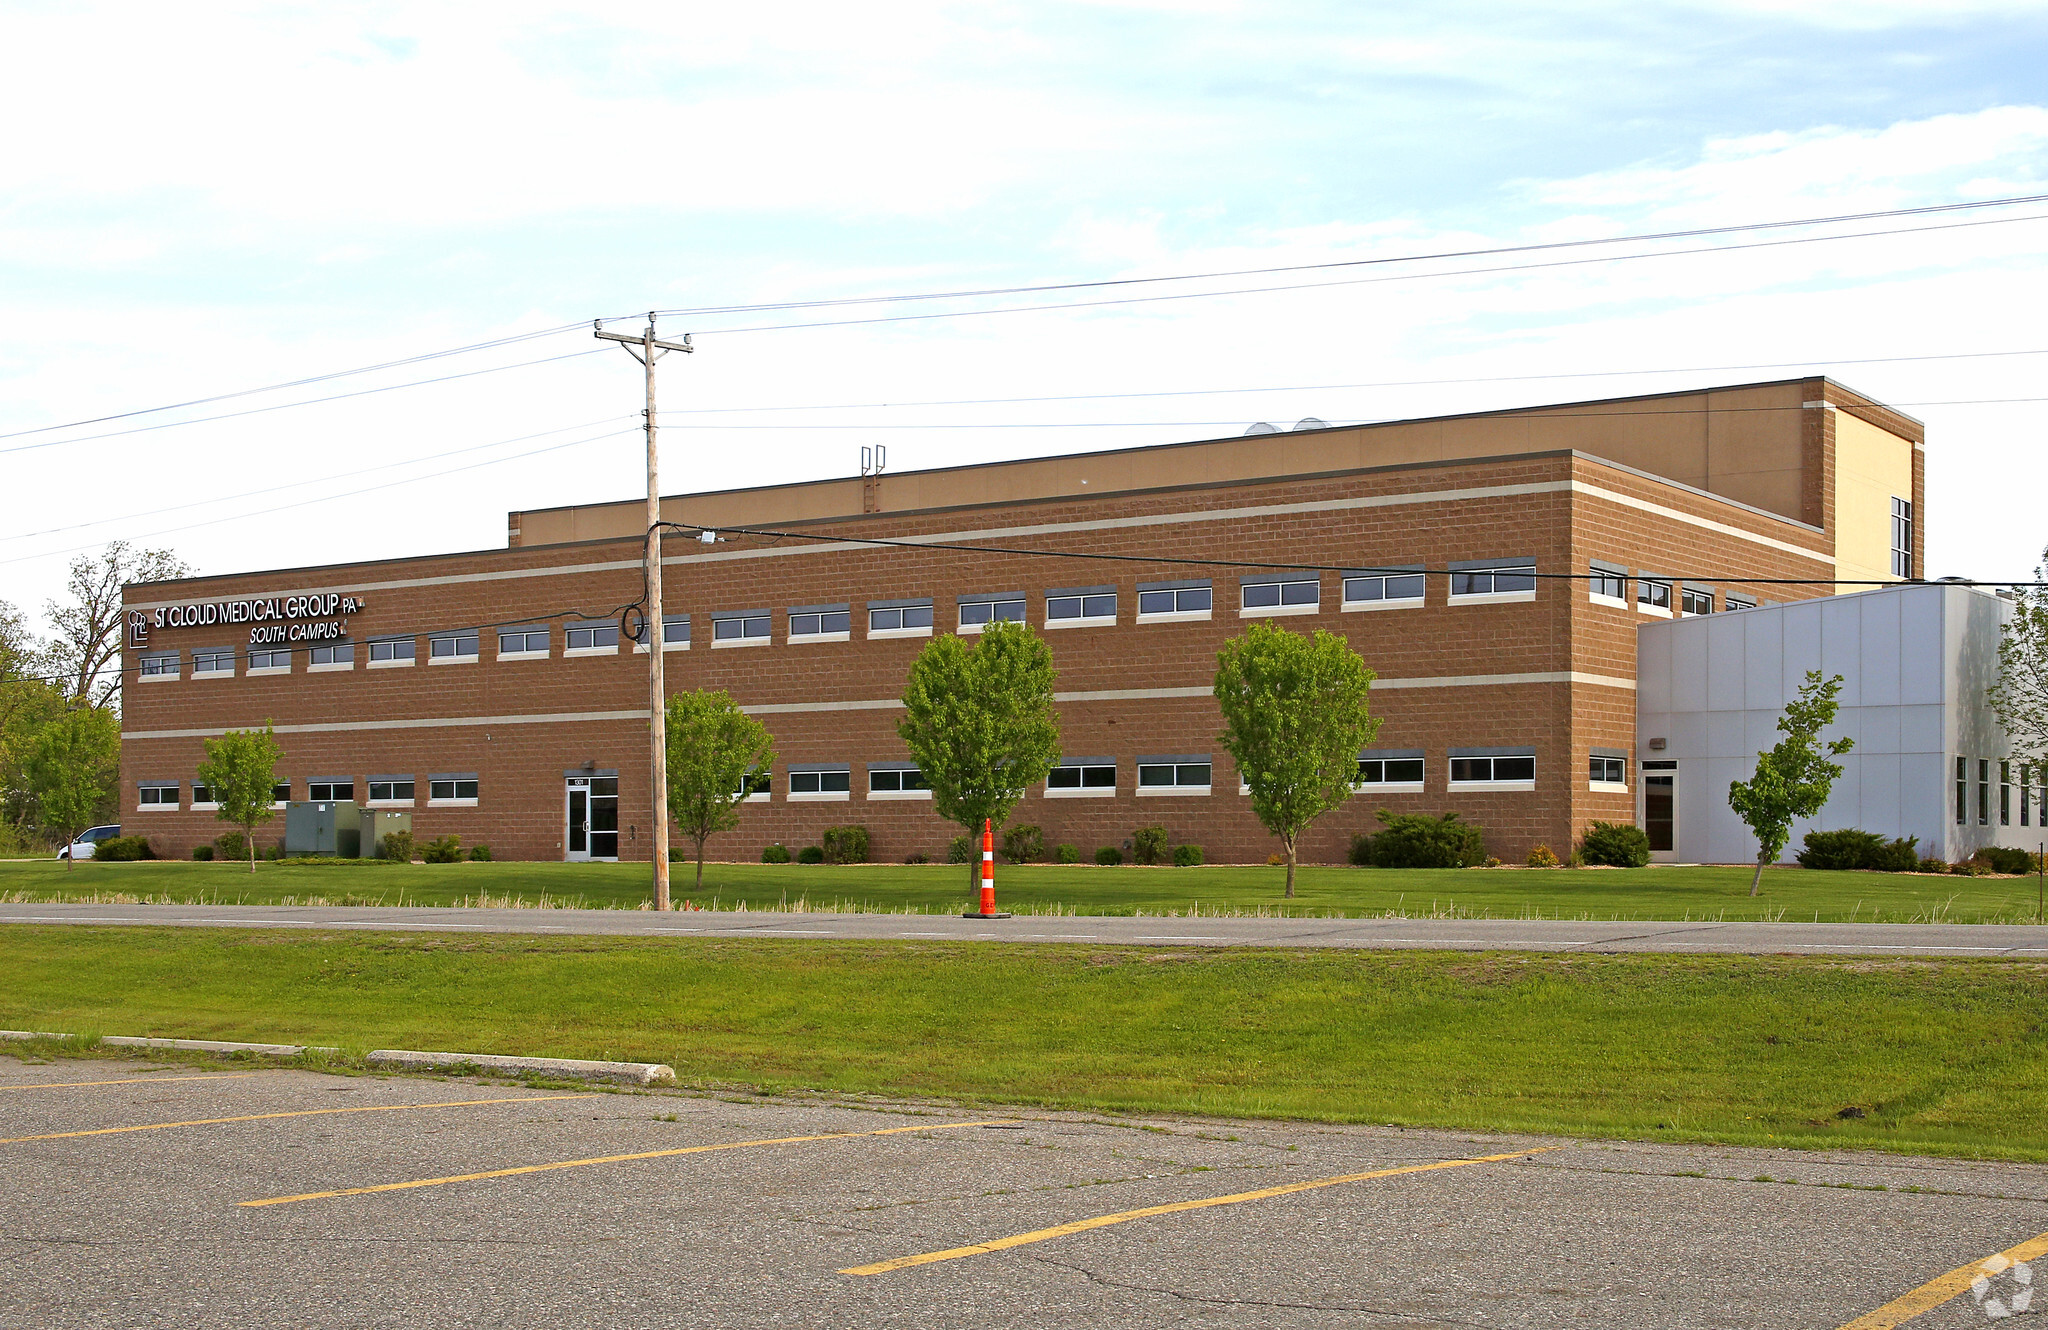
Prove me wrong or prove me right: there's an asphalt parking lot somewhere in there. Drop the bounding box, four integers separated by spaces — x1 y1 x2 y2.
1 1057 2043 1328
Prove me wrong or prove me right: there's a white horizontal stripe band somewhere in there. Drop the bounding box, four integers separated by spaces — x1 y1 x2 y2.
122 709 651 741
1569 482 1830 563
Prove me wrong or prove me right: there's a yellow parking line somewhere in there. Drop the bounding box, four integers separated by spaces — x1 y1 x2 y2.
1836 1229 2048 1329
0 1094 596 1145
841 1147 1555 1276
241 1118 1014 1208
0 1074 262 1091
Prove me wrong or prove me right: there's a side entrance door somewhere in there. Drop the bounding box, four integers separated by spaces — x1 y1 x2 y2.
1642 761 1677 861
564 775 620 863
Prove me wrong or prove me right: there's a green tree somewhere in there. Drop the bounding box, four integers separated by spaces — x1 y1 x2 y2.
898 620 1061 892
0 598 68 846
1989 542 2048 766
1728 671 1854 896
665 689 777 897
24 707 119 869
195 724 283 872
1215 622 1382 898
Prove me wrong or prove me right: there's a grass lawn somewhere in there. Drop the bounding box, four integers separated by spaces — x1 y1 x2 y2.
2 855 2043 923
4 926 2045 1160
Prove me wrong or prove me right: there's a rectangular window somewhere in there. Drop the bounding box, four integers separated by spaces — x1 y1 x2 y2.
1725 594 1757 612
367 779 415 803
788 767 851 796
1047 759 1117 794
868 766 931 795
271 781 292 805
429 776 479 802
247 648 291 671
1589 755 1628 785
1979 759 1991 826
1342 568 1427 608
1891 498 1913 578
959 594 1027 630
566 621 619 651
662 615 690 645
192 648 235 675
1137 759 1212 792
307 781 355 802
2001 760 2011 827
1637 578 1672 613
2023 764 2033 828
1588 563 1627 604
1241 575 1319 612
1957 755 1968 826
788 606 852 638
1680 587 1715 616
310 643 354 667
869 601 935 633
1045 588 1117 625
1449 562 1536 598
1354 756 1425 787
137 783 178 808
430 631 479 660
1449 753 1537 785
1136 582 1212 617
711 611 772 644
140 652 179 678
370 635 416 664
498 626 548 655
735 770 771 801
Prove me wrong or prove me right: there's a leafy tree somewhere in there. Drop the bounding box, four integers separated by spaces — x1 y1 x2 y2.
898 620 1061 893
195 724 283 873
44 542 190 710
0 598 68 843
1728 671 1854 896
23 707 119 869
664 689 777 896
1990 542 2048 766
1215 622 1381 898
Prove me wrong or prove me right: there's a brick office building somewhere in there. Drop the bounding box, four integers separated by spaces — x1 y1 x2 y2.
118 377 1922 864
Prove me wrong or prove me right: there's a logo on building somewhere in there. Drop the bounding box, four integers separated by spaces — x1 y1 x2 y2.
126 610 149 648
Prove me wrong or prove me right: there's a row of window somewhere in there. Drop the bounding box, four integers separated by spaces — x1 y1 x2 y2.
1955 757 2048 828
134 775 478 810
1587 563 1758 617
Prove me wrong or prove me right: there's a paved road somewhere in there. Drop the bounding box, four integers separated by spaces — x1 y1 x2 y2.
5 900 2048 956
1 1055 2042 1328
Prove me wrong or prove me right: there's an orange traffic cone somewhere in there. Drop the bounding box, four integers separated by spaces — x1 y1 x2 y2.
963 817 1011 919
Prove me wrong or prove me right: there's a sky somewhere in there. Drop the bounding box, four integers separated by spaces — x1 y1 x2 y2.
3 0 2046 624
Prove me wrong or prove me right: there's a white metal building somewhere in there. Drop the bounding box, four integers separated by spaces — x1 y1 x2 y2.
1634 581 2041 864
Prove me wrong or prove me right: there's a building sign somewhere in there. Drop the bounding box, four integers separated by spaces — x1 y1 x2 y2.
149 594 367 645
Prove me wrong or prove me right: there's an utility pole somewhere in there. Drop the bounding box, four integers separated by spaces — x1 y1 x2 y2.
596 313 693 911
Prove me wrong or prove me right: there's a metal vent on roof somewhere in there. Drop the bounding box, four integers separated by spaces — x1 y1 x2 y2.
1292 417 1328 431
1243 422 1278 436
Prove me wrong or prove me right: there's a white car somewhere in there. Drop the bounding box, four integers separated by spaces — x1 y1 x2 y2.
58 825 121 860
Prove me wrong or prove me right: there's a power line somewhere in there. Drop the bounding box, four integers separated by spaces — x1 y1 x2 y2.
653 191 2048 320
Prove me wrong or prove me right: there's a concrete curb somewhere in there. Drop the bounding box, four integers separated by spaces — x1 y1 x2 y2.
0 1030 675 1087
366 1049 676 1086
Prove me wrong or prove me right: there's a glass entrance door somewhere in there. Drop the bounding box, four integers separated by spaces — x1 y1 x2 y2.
564 776 619 862
1643 764 1676 858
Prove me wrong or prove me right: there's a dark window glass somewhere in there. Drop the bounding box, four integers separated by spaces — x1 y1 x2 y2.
498 628 547 653
311 643 354 665
567 623 619 650
271 782 292 802
370 637 415 662
431 632 479 658
368 780 415 802
790 610 852 637
430 778 479 801
1638 580 1671 610
1453 566 1536 597
1047 594 1115 620
1590 569 1626 600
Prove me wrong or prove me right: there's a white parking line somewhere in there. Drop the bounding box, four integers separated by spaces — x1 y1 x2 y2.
1134 935 1231 941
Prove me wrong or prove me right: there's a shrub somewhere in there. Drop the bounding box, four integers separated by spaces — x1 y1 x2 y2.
1132 826 1170 866
421 835 463 864
1976 845 2035 875
1796 828 1885 871
1173 843 1205 867
760 843 791 864
1000 823 1045 865
1347 833 1374 867
1094 846 1123 866
1578 821 1650 868
378 830 415 863
1867 836 1920 872
1919 856 1950 874
904 852 929 865
214 831 246 861
1267 853 1287 866
95 835 154 861
467 844 492 862
1055 843 1079 864
1367 810 1486 868
947 835 974 865
796 845 825 865
191 844 214 861
1949 859 1991 877
821 825 871 865
1526 844 1560 869
263 843 285 861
